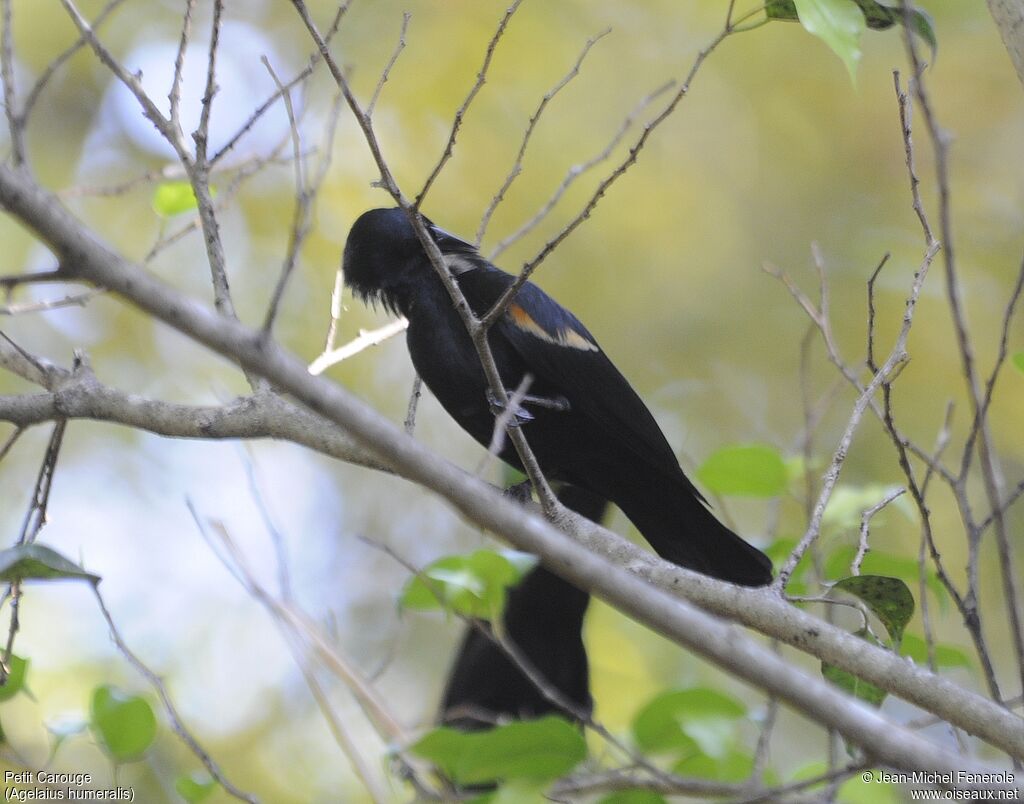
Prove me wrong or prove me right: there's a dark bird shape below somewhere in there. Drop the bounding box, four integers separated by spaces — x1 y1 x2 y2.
439 485 606 730
343 207 773 587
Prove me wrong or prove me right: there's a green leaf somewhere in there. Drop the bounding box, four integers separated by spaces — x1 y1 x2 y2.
410 716 586 786
400 549 538 621
632 688 746 757
152 181 200 217
901 634 974 671
1013 352 1024 374
0 544 101 585
832 575 914 645
824 547 945 603
767 0 935 65
90 686 157 762
696 444 787 498
673 748 755 782
821 629 887 706
793 0 866 82
856 1 936 61
599 792 668 804
175 773 217 802
0 654 28 702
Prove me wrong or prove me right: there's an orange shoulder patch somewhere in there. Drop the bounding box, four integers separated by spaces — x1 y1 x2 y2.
508 303 598 351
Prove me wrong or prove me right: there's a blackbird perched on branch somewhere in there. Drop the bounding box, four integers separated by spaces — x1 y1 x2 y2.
343 207 772 587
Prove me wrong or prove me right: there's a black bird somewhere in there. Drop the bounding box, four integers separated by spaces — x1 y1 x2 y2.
343 207 772 587
439 485 606 730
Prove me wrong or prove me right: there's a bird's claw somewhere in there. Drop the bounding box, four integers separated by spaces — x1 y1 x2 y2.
485 388 570 425
503 479 534 503
486 388 534 426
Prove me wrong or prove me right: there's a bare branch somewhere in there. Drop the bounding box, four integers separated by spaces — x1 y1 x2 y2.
475 27 610 246
168 0 197 133
775 240 935 588
308 318 408 375
900 5 1024 696
403 374 422 436
488 80 674 260
367 12 410 116
480 23 738 330
20 0 127 125
260 55 308 334
0 0 25 166
415 0 525 206
852 487 906 576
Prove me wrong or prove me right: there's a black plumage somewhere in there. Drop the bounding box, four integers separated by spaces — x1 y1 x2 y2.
343 207 772 587
439 485 605 730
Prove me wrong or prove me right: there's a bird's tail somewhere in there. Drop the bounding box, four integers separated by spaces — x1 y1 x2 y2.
614 480 773 587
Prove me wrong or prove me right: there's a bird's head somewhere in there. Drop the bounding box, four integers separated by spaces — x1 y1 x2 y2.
343 207 477 315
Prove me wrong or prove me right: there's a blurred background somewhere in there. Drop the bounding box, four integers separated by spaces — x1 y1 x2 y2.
1 0 1022 801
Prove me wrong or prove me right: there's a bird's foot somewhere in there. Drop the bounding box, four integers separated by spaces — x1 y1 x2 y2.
485 388 534 426
503 479 534 503
485 388 570 425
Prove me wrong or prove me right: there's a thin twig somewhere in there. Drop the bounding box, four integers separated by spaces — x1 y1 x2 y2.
1 289 103 315
0 0 26 167
488 80 675 260
0 425 24 463
20 0 127 124
900 17 1024 698
415 0 525 206
308 318 409 375
852 487 905 576
480 23 738 330
260 55 308 334
775 240 937 588
404 374 422 436
475 373 533 476
367 12 410 116
93 587 258 803
475 27 610 246
169 0 197 134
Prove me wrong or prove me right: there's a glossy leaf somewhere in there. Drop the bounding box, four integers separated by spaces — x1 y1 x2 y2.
400 549 538 621
632 688 746 756
697 444 787 497
824 547 945 603
766 0 935 63
410 716 586 786
0 544 100 585
90 686 157 762
793 0 865 81
832 575 914 645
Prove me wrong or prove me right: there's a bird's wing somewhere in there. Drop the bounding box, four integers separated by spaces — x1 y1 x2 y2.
458 268 703 496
